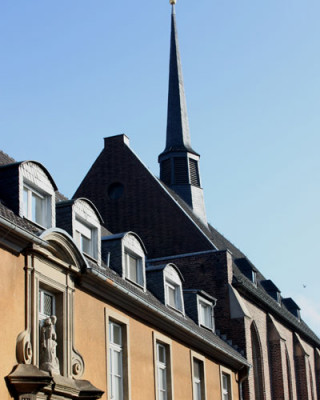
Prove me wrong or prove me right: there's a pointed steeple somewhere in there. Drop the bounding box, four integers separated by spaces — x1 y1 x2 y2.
159 1 207 225
163 2 197 155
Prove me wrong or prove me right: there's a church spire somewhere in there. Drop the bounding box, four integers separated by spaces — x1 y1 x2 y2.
159 1 207 225
162 1 197 155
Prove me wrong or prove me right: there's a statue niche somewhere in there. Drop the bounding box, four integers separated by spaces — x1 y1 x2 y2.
39 315 60 375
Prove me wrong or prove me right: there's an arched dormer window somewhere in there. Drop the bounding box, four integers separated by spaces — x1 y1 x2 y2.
56 198 103 264
123 233 146 288
101 232 147 290
21 162 57 228
72 199 101 262
164 264 184 314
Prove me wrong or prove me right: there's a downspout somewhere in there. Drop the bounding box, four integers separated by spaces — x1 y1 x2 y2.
237 365 250 400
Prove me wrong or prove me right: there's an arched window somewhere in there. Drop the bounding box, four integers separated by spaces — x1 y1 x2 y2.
251 323 265 400
308 361 315 400
285 347 293 400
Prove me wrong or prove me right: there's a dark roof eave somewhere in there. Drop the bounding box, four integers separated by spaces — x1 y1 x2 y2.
79 269 249 370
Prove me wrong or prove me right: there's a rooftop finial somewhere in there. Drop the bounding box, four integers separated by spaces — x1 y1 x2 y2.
169 0 177 4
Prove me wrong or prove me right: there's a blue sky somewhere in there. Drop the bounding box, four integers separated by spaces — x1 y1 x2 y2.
1 1 319 335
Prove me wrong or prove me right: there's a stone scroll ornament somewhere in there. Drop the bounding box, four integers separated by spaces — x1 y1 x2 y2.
16 330 33 364
72 349 85 378
39 315 60 374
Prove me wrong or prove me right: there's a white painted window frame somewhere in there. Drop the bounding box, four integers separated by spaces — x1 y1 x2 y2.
23 183 51 228
197 296 214 331
153 332 173 400
191 351 206 400
157 343 168 400
105 309 131 400
124 250 144 288
163 267 184 314
165 279 183 312
220 367 233 400
109 321 124 400
74 217 98 260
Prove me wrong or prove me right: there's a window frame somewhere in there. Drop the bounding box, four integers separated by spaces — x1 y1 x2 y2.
124 250 144 288
38 288 56 323
220 367 233 400
23 182 51 228
105 309 131 400
165 279 182 312
74 217 98 260
109 321 124 400
153 332 174 400
191 351 206 400
197 296 214 331
163 265 184 314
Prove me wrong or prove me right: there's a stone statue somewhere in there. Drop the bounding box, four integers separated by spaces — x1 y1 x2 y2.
39 315 60 374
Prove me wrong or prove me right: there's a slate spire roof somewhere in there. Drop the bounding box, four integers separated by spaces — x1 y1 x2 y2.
158 4 207 224
160 3 197 156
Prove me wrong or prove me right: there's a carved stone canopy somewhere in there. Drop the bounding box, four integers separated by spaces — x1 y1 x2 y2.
6 364 104 400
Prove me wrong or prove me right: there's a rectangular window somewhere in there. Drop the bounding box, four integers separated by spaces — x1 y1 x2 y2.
23 184 48 227
198 299 214 331
106 311 130 400
221 372 232 400
157 343 170 400
109 321 124 400
74 218 97 258
165 280 182 312
251 270 257 286
153 333 172 400
39 288 56 322
192 359 205 400
125 252 144 286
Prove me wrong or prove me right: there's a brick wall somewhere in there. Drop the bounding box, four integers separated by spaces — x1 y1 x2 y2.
74 135 213 259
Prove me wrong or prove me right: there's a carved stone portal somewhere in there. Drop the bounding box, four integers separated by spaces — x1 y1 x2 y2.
39 315 60 375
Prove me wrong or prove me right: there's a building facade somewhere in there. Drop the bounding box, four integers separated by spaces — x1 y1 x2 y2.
0 150 248 400
74 3 320 400
1 3 319 400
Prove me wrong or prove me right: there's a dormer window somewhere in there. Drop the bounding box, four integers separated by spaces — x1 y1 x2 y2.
166 280 182 311
74 218 97 259
20 162 56 228
164 265 184 313
252 270 257 286
23 184 50 227
261 279 281 305
276 292 282 305
102 232 146 289
198 297 214 331
282 298 301 320
125 250 144 286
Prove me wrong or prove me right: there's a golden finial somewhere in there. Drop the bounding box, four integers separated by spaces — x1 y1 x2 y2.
169 0 177 4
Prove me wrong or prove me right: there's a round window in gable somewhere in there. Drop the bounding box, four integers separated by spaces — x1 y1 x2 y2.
108 182 124 200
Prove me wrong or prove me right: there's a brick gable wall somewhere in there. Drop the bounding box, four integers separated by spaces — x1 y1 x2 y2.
74 136 213 258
